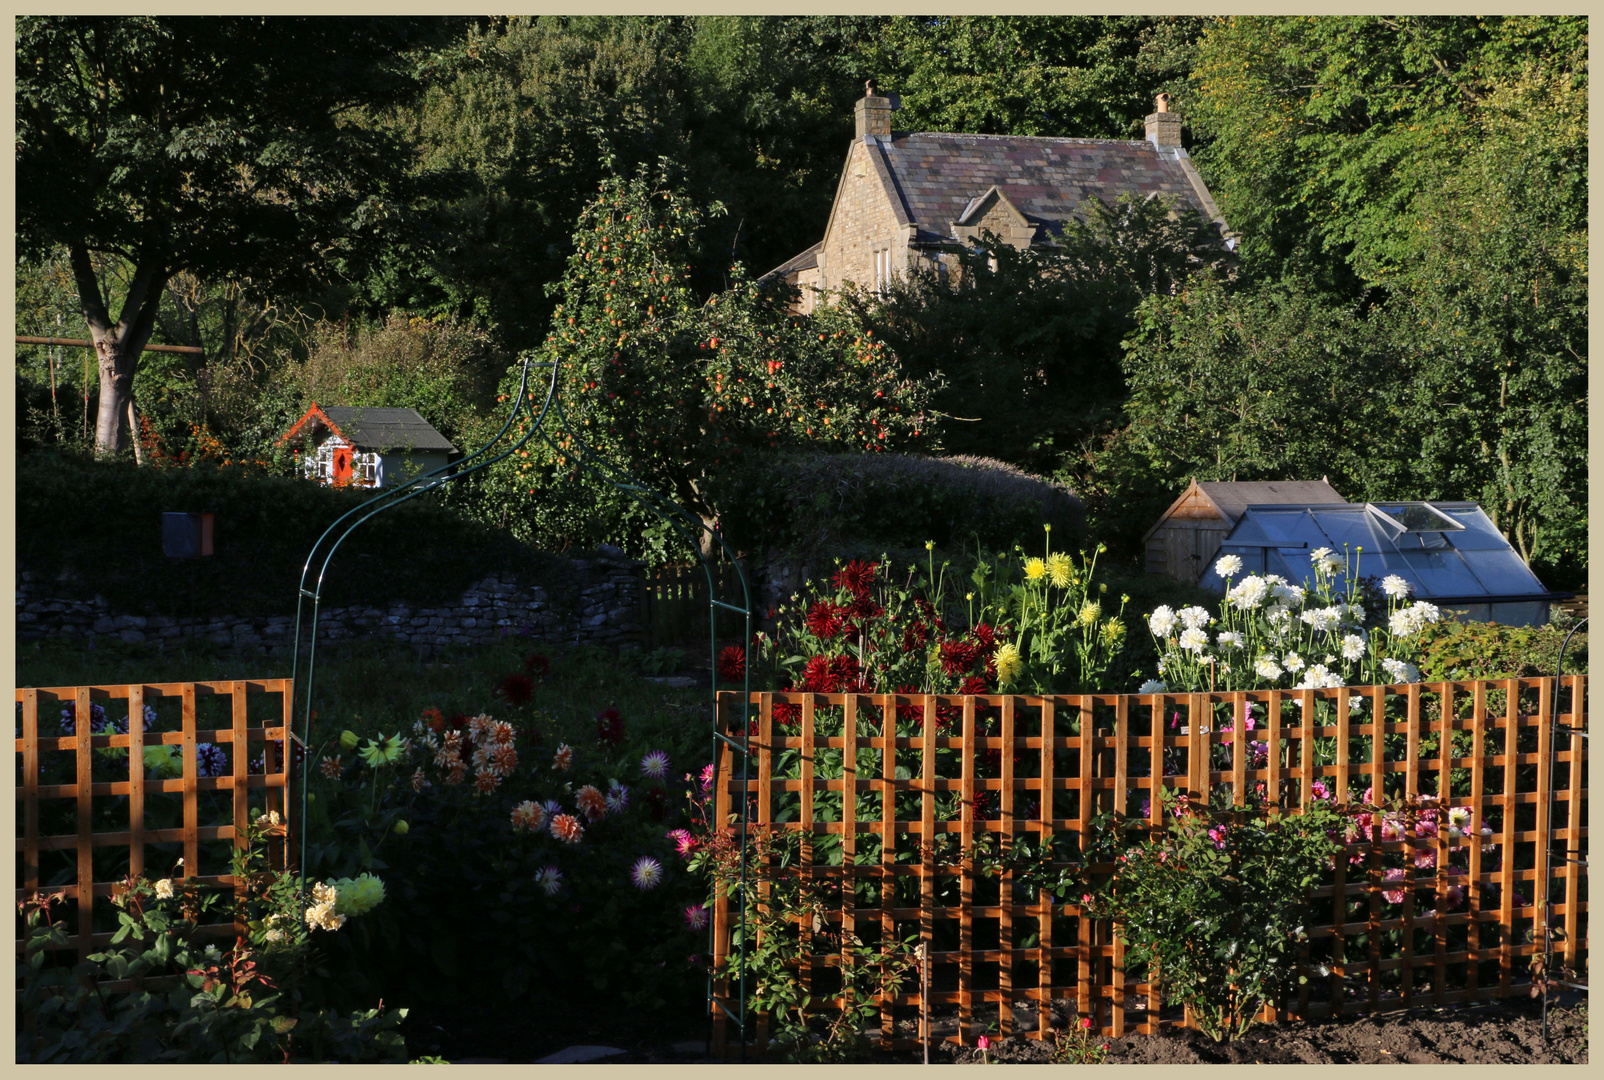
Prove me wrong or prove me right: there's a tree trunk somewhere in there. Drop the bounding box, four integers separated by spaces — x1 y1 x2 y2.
91 331 137 453
70 243 165 456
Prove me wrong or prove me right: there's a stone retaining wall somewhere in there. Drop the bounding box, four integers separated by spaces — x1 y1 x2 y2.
15 547 646 655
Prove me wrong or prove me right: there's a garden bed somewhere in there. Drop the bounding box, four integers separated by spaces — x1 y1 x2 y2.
402 991 1587 1064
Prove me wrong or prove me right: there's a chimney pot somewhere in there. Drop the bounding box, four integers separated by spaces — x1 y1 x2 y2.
856 80 895 139
1145 97 1183 148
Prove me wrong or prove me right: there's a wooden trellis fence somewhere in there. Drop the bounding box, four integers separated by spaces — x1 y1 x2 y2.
709 677 1587 1053
15 680 296 988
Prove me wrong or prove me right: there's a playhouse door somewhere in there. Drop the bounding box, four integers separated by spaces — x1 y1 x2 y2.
332 446 354 486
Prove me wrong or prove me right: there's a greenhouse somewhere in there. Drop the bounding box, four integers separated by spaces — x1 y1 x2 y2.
1196 501 1569 625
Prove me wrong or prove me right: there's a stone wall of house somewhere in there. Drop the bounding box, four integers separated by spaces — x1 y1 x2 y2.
15 547 646 655
817 139 913 293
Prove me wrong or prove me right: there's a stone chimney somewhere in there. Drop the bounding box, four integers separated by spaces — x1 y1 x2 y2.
855 78 898 139
1145 92 1183 148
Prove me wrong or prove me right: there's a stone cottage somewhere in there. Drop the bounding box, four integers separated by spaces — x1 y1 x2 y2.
763 84 1231 311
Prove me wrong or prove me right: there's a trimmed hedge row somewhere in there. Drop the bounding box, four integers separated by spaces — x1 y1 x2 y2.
706 451 1087 567
17 452 569 619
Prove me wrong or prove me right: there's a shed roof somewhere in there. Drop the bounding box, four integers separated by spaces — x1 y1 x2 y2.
1142 478 1347 544
279 403 458 454
1196 502 1566 605
1193 480 1347 525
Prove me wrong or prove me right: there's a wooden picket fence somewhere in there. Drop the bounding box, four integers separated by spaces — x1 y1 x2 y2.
15 680 296 988
708 677 1588 1053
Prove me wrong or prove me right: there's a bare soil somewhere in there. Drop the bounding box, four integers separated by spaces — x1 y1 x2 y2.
410 990 1586 1064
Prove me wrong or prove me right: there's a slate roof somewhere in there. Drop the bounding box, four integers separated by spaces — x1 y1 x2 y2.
766 240 822 277
320 407 458 453
872 132 1221 246
280 403 458 453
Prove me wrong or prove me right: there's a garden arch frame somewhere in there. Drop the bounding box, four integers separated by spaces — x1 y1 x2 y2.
285 358 758 1054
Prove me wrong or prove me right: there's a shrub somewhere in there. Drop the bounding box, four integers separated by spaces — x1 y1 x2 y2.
291 647 711 1016
708 450 1085 568
1086 790 1344 1042
1413 613 1588 681
15 829 407 1063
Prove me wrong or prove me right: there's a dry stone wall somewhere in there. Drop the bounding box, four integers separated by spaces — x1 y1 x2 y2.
15 547 645 655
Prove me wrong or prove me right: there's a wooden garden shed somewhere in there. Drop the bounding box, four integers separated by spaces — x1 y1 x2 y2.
1142 477 1346 585
279 404 460 489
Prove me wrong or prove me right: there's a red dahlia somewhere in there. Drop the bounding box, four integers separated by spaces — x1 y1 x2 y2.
845 593 883 621
498 673 535 706
901 620 931 654
938 639 980 677
971 623 997 650
831 559 879 596
959 674 991 696
596 707 625 746
524 652 552 676
829 654 867 693
800 655 835 692
805 601 846 639
717 645 746 683
895 685 925 724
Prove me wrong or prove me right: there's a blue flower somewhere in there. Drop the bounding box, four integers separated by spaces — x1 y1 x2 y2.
59 703 108 735
196 743 229 777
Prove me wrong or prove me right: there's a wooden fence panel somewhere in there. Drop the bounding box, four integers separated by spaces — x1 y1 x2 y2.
14 680 296 989
709 678 1587 1054
640 562 749 649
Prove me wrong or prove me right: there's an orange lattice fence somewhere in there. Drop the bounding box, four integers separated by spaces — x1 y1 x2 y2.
15 680 297 989
708 678 1587 1053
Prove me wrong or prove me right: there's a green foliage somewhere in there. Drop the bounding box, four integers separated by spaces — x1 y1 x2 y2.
856 16 1205 138
458 163 936 560
841 195 1231 475
15 857 408 1063
1412 615 1587 682
691 827 919 1062
1187 15 1585 289
1086 790 1344 1042
16 450 573 618
1089 275 1397 556
287 313 502 447
708 451 1084 569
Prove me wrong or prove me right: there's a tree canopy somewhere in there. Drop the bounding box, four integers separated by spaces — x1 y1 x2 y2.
16 15 434 451
13 15 1588 584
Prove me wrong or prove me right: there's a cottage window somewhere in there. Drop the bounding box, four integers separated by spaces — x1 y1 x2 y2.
875 248 894 294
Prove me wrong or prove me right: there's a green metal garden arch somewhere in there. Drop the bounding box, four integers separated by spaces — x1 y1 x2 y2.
285 358 758 1056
